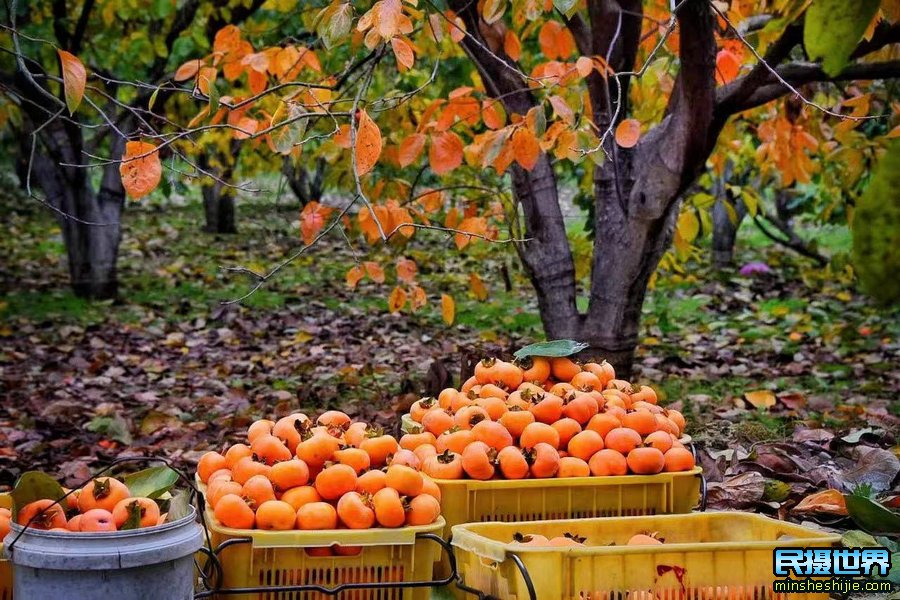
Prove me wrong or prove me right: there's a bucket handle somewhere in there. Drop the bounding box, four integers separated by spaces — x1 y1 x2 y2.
6 456 215 563
454 551 537 600
193 532 457 598
689 442 708 512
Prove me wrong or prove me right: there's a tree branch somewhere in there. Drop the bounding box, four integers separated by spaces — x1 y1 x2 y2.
70 0 96 54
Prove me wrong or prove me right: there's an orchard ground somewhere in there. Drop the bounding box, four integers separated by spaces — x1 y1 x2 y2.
0 181 897 522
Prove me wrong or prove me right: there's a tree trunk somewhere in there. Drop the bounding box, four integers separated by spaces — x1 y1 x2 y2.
282 155 326 206
202 184 237 234
711 197 746 268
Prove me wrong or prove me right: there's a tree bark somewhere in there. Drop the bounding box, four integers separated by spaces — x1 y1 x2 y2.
712 197 746 268
283 155 326 207
202 185 237 234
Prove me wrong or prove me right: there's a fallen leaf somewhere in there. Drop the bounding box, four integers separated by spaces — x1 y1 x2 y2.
793 489 848 516
744 389 776 410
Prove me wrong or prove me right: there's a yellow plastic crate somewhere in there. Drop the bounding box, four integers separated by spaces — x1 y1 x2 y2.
432 468 702 578
202 509 447 600
0 493 11 600
451 512 842 600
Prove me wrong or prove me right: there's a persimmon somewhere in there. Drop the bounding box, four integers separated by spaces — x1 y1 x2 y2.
664 447 695 472
406 494 440 526
247 419 275 443
496 361 525 389
315 463 358 500
214 493 256 529
497 446 530 479
627 533 663 545
604 428 642 455
207 479 242 509
450 391 476 412
255 500 297 531
476 396 508 420
63 488 81 510
231 456 270 485
421 409 454 436
513 533 549 546
422 450 463 479
632 400 662 414
474 357 500 385
113 497 160 529
334 447 371 474
250 434 292 466
586 412 621 438
435 429 473 454
621 410 658 437
413 443 438 464
519 422 560 450
643 431 673 453
317 410 351 428
478 383 509 400
589 449 628 476
550 357 581 381
455 405 489 429
419 475 442 501
224 443 253 469
18 499 67 530
605 404 627 420
626 447 665 475
388 448 420 469
583 361 616 386
655 415 680 435
438 387 459 409
549 382 575 397
548 534 586 546
306 546 334 557
410 397 438 422
603 393 628 411
529 392 564 424
399 430 436 451
373 487 406 528
558 456 590 478
385 464 424 496
296 432 340 470
562 392 599 424
207 469 233 485
242 474 276 509
631 385 659 405
336 492 375 529
356 469 388 495
66 514 82 532
460 375 478 394
529 442 560 478
570 371 602 391
280 485 322 511
567 430 605 462
79 508 116 532
296 502 338 530
461 441 496 480
471 419 513 450
344 421 369 447
269 459 311 490
666 410 686 434
198 451 228 483
498 407 534 438
505 390 530 410
78 477 130 513
333 545 362 556
360 431 400 467
519 356 551 383
272 414 309 451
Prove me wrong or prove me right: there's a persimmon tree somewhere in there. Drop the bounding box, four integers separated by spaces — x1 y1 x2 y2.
4 0 900 374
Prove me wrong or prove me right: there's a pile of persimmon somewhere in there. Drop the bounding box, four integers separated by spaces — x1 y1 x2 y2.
405 356 695 480
11 477 167 533
198 410 442 537
510 531 664 547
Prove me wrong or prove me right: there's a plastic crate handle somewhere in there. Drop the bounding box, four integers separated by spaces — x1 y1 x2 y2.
454 551 537 600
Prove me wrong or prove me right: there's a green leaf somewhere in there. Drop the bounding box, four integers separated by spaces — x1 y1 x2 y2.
85 414 133 445
741 189 758 217
123 466 179 499
514 339 588 359
270 103 309 155
165 489 192 522
841 529 879 547
315 1 353 50
553 0 578 17
11 471 65 516
804 0 880 76
119 499 145 530
148 85 160 111
845 493 900 534
207 77 220 111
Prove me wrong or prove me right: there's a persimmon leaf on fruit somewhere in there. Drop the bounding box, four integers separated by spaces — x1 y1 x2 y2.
429 131 463 175
57 50 86 114
804 0 880 76
355 109 382 176
513 340 589 360
441 293 455 325
120 500 144 530
120 140 162 200
123 466 179 499
11 471 65 516
614 119 641 148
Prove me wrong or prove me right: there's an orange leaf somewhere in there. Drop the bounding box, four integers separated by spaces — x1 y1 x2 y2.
614 119 641 148
503 31 521 61
417 189 444 213
549 95 574 125
575 56 594 78
355 109 382 176
793 489 847 516
399 133 426 167
300 201 333 245
57 50 86 114
214 25 242 54
364 261 385 283
334 124 352 148
512 127 540 170
715 49 741 85
197 67 217 96
388 286 408 313
358 204 389 243
482 100 505 130
120 140 161 200
391 36 415 70
410 286 427 311
346 265 365 289
397 257 417 283
429 131 464 175
441 293 455 325
447 11 466 43
469 272 489 301
174 59 202 82
455 216 487 250
743 390 776 410
538 21 575 60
